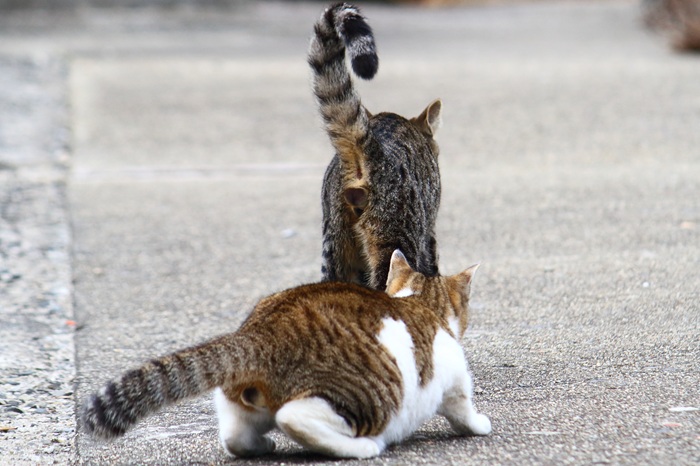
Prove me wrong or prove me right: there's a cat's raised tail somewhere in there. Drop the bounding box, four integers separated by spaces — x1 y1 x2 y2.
81 334 246 439
308 3 378 170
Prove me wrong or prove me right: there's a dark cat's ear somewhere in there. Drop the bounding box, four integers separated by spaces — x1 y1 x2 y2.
452 263 479 297
412 99 442 138
386 249 414 294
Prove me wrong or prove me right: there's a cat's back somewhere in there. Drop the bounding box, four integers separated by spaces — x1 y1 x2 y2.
366 112 440 191
242 281 445 382
361 113 441 232
233 282 411 434
243 281 398 332
232 280 452 437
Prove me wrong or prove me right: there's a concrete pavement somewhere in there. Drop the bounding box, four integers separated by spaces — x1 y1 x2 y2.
0 1 698 464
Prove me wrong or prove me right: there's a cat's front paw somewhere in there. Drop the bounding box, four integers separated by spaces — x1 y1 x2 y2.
467 413 492 436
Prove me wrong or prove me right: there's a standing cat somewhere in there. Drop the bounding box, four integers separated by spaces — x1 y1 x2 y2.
309 3 443 290
81 250 491 459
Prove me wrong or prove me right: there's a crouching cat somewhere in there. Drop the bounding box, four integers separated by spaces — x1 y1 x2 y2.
310 3 443 290
81 250 491 459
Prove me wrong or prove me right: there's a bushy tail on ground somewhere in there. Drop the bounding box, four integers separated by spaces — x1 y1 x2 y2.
308 3 378 167
81 335 245 439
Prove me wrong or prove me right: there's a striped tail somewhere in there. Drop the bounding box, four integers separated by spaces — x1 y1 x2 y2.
308 3 378 169
81 335 245 439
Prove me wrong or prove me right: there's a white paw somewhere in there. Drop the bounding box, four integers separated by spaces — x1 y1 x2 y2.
467 413 492 436
352 438 382 459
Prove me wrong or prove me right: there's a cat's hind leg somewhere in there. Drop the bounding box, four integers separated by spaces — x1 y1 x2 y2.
276 397 382 459
213 388 276 457
438 371 492 436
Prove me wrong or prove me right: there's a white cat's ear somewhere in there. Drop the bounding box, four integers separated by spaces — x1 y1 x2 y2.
455 263 479 297
389 249 412 273
386 249 413 293
412 99 442 137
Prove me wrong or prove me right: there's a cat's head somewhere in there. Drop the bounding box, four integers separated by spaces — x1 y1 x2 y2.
386 249 478 336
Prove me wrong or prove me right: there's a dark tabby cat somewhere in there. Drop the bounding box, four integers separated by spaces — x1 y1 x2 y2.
309 3 443 290
82 250 491 459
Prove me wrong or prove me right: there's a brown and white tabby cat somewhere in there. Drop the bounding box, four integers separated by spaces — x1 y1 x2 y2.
310 3 443 290
81 250 491 459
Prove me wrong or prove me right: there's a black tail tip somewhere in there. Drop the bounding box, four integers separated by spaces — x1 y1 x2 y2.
352 54 378 80
81 395 127 440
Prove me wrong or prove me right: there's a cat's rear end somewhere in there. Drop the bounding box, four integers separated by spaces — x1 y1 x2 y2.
81 251 491 459
310 3 443 290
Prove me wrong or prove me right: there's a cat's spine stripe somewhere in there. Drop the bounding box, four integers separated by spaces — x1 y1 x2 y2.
81 336 241 439
308 3 378 166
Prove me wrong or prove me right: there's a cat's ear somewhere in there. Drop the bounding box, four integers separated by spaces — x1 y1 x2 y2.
386 249 414 293
389 249 412 272
453 263 479 297
412 99 442 138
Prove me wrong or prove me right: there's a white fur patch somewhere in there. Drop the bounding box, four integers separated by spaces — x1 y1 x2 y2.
213 388 275 457
214 388 238 443
448 316 460 336
373 318 465 446
392 287 414 298
276 397 381 458
277 397 354 437
374 317 492 442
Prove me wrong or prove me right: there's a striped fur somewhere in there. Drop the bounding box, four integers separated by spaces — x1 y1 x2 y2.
310 3 444 290
308 2 378 170
81 251 490 458
81 335 249 439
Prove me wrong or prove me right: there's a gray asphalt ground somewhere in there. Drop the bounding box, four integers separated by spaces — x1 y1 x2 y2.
0 0 698 464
